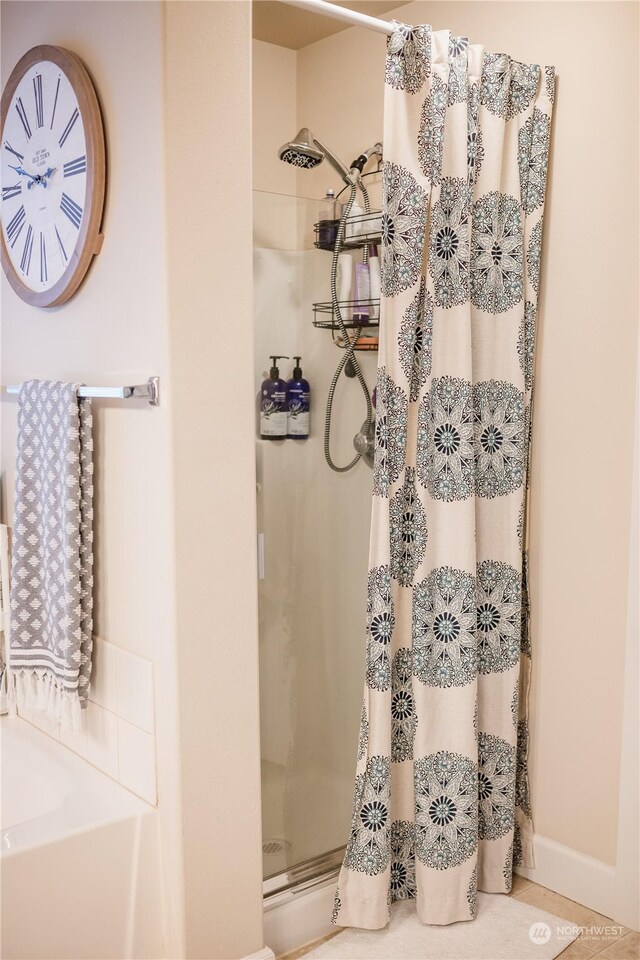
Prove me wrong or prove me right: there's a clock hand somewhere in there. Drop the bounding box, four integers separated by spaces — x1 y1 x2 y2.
8 163 39 183
9 165 57 190
30 168 56 190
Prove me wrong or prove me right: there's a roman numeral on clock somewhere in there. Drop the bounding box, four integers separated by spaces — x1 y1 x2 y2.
20 224 34 275
40 231 47 283
63 156 86 178
58 107 79 148
33 74 44 128
15 97 32 140
50 77 60 130
60 192 83 229
55 224 68 263
4 140 24 162
6 204 26 246
2 184 22 201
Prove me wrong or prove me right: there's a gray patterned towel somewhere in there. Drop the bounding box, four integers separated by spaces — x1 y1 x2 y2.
9 380 94 731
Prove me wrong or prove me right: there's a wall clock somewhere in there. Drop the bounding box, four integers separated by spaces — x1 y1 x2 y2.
0 45 106 307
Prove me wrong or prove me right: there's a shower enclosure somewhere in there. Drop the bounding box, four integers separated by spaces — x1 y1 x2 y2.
252 39 383 895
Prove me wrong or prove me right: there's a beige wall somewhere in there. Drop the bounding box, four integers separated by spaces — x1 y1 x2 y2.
253 39 298 197
253 39 300 251
2 2 265 958
296 0 639 867
0 2 185 953
165 2 264 958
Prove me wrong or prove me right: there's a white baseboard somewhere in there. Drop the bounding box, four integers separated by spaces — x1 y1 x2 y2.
244 948 276 960
516 833 638 929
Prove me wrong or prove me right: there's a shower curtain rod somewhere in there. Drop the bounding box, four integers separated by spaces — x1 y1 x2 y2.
279 0 396 36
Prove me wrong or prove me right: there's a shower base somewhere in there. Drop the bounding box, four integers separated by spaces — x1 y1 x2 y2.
263 849 343 958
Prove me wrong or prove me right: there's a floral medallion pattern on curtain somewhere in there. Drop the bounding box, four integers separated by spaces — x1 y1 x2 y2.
333 23 554 929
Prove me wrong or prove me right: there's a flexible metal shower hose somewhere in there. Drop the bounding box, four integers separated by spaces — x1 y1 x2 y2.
324 179 374 472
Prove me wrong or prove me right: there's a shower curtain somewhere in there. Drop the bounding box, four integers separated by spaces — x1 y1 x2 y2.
333 23 554 928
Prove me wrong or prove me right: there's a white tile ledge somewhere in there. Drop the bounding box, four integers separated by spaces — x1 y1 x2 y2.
244 949 276 960
19 635 157 807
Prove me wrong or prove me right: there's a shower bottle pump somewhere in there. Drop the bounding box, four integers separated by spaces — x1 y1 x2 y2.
287 357 310 439
260 356 289 440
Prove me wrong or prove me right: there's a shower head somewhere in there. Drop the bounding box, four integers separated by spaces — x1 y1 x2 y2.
278 128 324 169
278 127 354 186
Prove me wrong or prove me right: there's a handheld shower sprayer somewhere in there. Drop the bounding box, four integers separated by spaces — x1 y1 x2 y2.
278 128 355 185
278 130 383 185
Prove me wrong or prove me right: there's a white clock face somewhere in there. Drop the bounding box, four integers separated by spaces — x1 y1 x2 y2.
1 60 87 293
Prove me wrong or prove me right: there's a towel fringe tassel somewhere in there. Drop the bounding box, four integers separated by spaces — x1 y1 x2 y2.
8 668 83 733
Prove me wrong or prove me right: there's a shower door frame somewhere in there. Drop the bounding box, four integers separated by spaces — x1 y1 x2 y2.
263 845 344 900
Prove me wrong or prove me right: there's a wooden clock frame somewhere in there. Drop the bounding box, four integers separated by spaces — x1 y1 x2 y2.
0 45 106 307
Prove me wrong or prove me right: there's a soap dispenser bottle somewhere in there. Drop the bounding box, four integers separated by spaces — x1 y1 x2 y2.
260 356 289 439
287 357 310 439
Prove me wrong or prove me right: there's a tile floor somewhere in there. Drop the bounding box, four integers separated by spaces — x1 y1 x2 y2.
279 877 639 960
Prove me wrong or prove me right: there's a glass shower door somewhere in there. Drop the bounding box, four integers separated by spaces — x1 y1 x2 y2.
253 185 376 887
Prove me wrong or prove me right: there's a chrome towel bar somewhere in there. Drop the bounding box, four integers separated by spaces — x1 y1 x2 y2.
2 376 160 406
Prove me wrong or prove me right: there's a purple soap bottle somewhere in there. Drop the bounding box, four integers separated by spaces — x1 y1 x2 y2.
260 356 289 439
287 357 310 439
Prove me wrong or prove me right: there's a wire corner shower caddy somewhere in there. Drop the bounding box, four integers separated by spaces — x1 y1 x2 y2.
312 208 382 353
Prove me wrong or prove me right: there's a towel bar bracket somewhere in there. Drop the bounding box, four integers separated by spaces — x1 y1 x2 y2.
127 376 160 406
